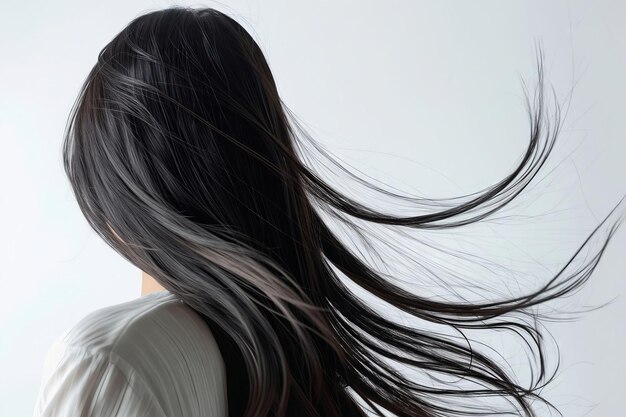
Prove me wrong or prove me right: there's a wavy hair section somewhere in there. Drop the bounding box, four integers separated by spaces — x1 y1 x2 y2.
62 6 625 417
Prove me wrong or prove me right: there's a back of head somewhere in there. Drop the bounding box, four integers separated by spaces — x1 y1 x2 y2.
62 6 626 417
64 7 354 417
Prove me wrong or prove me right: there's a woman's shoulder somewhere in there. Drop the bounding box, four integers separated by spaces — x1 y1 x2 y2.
58 290 184 351
36 292 228 416
58 290 225 368
40 290 228 416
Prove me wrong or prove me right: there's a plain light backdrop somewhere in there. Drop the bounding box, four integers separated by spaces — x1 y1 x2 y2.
1 1 624 416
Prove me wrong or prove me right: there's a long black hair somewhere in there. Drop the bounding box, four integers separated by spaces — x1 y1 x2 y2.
62 6 625 417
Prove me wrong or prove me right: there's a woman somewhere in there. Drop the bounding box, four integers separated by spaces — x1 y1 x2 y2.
32 6 625 417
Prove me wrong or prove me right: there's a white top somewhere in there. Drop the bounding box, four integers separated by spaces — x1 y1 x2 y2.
32 290 228 417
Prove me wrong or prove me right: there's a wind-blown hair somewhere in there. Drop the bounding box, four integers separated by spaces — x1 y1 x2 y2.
62 6 625 417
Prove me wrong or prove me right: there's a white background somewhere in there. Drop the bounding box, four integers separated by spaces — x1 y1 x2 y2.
1 1 625 416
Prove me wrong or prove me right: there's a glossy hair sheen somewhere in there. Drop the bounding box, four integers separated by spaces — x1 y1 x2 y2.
62 6 625 417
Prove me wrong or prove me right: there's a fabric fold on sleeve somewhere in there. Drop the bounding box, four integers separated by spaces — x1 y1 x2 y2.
32 340 167 417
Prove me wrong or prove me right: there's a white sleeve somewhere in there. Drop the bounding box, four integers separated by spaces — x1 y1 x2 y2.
32 339 167 417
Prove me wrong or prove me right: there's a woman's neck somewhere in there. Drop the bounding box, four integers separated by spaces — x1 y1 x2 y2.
141 271 166 295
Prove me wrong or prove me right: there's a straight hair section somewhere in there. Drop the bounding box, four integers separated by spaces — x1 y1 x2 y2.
62 6 625 417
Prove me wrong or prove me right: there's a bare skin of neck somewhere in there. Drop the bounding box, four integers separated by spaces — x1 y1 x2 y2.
108 225 167 296
141 271 166 296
